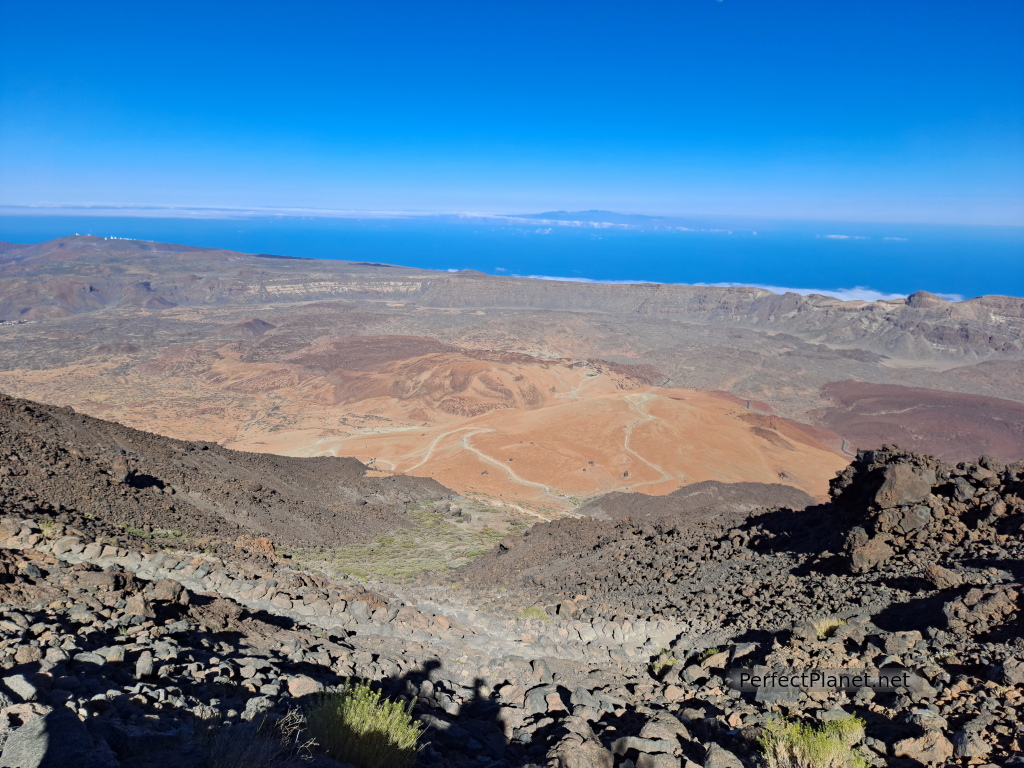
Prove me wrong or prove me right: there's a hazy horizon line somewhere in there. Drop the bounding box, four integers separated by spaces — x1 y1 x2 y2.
2 202 1022 230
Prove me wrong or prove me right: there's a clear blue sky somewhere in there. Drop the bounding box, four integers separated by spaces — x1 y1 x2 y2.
2 1 1022 224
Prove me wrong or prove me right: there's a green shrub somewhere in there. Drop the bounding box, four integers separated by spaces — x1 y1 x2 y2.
812 617 848 640
696 646 722 663
519 606 550 621
305 682 423 768
649 649 678 676
759 714 867 768
152 527 184 538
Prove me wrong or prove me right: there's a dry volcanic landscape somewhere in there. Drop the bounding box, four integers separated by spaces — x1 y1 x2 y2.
1 236 1024 513
0 235 1021 767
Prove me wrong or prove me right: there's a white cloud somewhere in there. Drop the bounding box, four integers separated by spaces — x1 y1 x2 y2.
494 267 507 272
512 274 964 303
818 234 869 240
696 282 907 302
517 274 654 284
883 236 909 241
688 282 962 302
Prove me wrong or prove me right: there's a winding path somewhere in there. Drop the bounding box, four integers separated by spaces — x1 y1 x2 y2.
620 393 680 491
459 430 561 500
404 426 486 472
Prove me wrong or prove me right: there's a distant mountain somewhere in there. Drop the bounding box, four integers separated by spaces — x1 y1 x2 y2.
510 210 670 226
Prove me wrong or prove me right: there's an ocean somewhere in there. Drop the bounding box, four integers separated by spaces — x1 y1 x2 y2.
1 214 1021 300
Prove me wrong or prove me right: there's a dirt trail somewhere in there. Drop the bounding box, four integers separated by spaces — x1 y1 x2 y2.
620 393 678 491
552 371 602 401
404 426 484 472
460 430 562 500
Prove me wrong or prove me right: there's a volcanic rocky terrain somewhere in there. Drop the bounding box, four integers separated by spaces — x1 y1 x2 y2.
1 236 1023 514
1 235 1023 766
0 391 1022 767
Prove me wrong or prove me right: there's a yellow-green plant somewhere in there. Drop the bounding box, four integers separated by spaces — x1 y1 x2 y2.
305 682 423 768
696 646 722 663
519 606 549 622
650 649 678 676
759 714 868 768
812 617 848 640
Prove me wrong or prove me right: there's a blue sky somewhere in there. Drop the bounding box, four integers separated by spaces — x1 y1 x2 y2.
2 1 1023 224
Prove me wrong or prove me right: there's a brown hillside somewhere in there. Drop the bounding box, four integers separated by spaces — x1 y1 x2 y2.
817 380 1024 461
0 392 451 553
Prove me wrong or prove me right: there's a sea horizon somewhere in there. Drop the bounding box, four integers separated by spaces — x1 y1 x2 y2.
2 211 1022 301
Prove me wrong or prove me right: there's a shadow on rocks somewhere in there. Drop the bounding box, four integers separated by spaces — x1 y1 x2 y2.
0 619 531 768
746 503 848 558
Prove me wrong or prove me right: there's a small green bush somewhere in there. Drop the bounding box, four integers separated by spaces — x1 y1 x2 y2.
759 714 867 768
152 527 184 538
306 682 423 768
812 617 848 640
519 606 550 622
696 646 722 663
649 649 678 676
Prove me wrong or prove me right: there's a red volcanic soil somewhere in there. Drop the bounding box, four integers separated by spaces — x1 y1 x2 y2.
708 391 775 414
817 380 1024 462
283 335 459 372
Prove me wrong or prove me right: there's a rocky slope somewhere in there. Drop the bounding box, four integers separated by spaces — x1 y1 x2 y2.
0 392 450 554
0 390 1022 767
815 381 1024 463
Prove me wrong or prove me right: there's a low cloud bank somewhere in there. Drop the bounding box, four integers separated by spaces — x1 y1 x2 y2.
698 282 937 302
520 274 655 285
702 282 962 302
514 274 963 303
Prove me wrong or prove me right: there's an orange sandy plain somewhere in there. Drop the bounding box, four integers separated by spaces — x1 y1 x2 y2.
0 341 849 515
242 384 848 515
